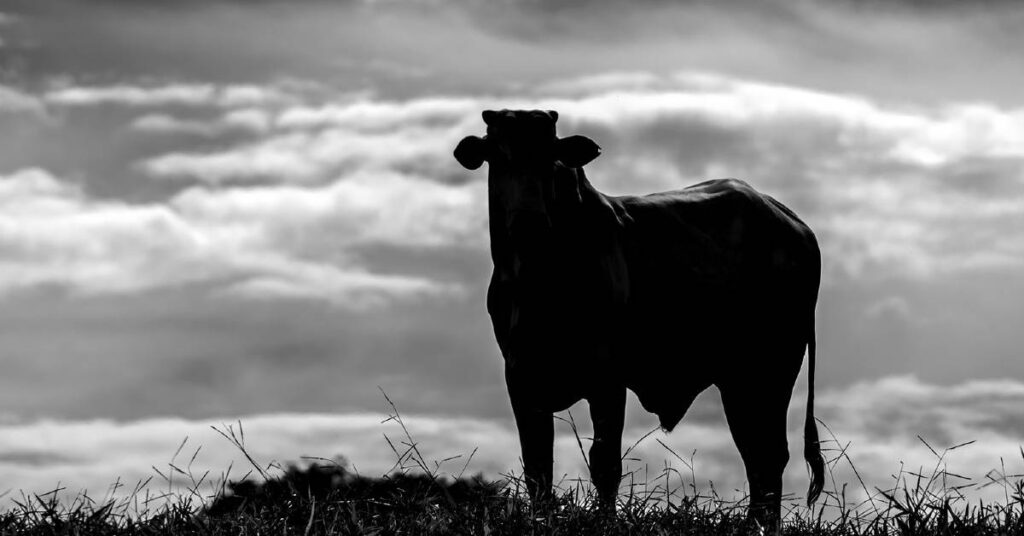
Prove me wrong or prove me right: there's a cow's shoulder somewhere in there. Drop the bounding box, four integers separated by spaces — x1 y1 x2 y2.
683 177 756 196
677 178 764 211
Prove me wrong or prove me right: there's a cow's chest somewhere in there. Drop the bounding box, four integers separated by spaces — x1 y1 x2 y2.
490 237 622 400
508 267 615 346
499 285 618 403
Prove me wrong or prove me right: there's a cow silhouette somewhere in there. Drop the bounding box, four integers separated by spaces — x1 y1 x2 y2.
454 109 825 530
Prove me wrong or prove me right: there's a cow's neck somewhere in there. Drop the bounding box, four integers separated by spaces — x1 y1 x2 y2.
487 166 620 281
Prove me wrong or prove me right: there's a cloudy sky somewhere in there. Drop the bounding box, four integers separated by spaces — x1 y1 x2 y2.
1 0 1024 511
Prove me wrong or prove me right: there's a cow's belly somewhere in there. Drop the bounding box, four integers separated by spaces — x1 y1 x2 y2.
627 377 711 431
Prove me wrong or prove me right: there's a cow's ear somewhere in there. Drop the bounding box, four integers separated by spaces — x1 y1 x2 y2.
454 135 488 170
482 110 499 125
555 135 601 168
548 110 559 123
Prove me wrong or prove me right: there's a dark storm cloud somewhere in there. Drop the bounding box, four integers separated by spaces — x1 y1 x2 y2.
6 0 1024 105
3 1 364 84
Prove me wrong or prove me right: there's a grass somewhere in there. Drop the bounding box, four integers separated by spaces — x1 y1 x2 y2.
4 397 1024 535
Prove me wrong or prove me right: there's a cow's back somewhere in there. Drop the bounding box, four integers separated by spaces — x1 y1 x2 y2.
618 178 817 276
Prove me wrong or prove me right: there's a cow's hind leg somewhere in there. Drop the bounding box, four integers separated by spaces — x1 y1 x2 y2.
721 382 794 534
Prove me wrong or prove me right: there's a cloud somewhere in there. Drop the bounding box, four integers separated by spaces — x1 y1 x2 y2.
274 96 479 131
216 84 295 108
131 109 271 136
9 70 1024 304
0 168 218 294
172 171 485 249
804 375 1024 507
0 168 475 306
44 82 293 108
547 74 1024 279
220 271 452 310
221 108 272 132
148 74 872 187
131 114 214 135
816 376 1024 445
863 295 913 322
135 72 1024 281
0 84 44 116
3 375 1024 511
45 84 218 107
140 118 475 184
4 70 1023 430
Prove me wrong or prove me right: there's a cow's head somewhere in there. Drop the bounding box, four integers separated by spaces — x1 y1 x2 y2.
454 110 600 234
454 109 600 171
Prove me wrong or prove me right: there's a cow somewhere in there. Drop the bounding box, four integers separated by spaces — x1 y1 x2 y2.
453 109 825 531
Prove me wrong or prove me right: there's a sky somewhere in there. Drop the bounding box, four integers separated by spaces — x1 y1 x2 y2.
1 0 1024 512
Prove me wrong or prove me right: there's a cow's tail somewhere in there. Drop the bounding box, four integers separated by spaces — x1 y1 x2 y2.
804 317 825 507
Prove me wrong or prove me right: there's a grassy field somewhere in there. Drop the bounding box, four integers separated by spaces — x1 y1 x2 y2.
5 457 1024 535
4 405 1024 535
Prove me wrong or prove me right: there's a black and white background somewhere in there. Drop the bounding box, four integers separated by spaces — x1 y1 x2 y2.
1 0 1023 505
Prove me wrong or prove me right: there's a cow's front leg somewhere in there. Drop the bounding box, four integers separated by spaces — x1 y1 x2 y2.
589 385 626 512
510 397 554 507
